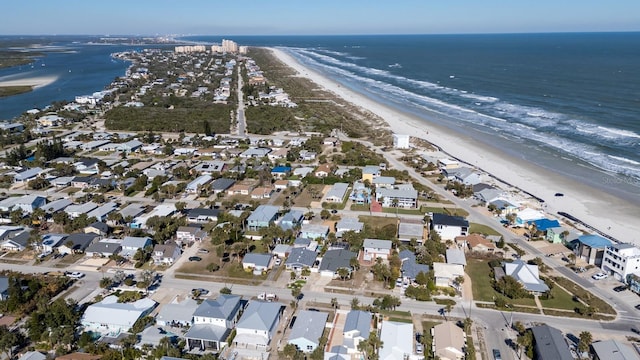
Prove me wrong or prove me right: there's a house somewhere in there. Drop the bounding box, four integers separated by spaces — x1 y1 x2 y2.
13 167 44 184
43 198 72 214
362 239 393 261
250 186 273 199
324 346 350 360
379 321 419 360
501 260 549 294
85 238 122 258
325 183 349 203
246 205 280 231
602 243 640 282
342 310 372 352
372 176 395 188
285 248 317 272
274 179 289 190
433 322 465 360
288 310 328 353
361 165 380 182
156 295 199 327
293 167 314 178
0 228 31 252
130 204 176 230
546 226 567 244
272 244 291 258
430 213 469 240
120 236 153 258
186 208 219 224
152 242 181 265
349 182 371 205
575 234 612 266
81 295 157 336
186 175 212 194
399 250 430 283
433 262 465 288
176 226 207 245
57 233 99 254
298 150 316 161
446 248 466 267
65 202 99 219
319 249 356 277
84 221 109 236
456 234 496 253
314 164 332 178
271 166 291 178
239 147 271 158
233 300 284 350
210 178 235 194
279 210 304 231
226 183 252 196
376 184 418 208
442 167 482 185
185 294 244 351
527 218 561 233
591 340 640 360
300 223 330 240
530 325 573 360
323 137 339 146
13 195 47 214
515 208 546 227
19 352 46 360
41 233 67 254
335 218 364 238
242 253 273 274
136 326 177 350
392 134 410 149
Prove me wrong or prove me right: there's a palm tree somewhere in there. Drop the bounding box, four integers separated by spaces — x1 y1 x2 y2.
577 331 593 358
331 297 339 311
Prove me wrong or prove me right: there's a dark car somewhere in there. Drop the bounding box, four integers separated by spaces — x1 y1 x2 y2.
188 256 202 262
635 304 640 310
555 192 564 197
331 209 338 214
632 327 640 335
492 349 502 360
613 285 628 292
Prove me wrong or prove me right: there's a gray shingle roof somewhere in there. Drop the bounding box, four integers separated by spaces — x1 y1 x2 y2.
286 248 317 268
288 310 328 345
193 294 242 321
531 325 573 360
236 300 283 332
319 249 356 272
344 310 371 338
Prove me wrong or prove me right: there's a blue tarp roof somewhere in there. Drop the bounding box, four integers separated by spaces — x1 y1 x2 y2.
577 234 612 248
528 219 561 231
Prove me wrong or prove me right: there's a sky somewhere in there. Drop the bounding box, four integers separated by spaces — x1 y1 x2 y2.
2 0 639 36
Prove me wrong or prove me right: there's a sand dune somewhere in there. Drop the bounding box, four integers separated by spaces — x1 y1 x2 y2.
268 47 640 243
0 75 58 89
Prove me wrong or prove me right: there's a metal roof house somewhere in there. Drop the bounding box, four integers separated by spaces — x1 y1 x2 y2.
234 300 285 351
325 182 349 203
287 310 328 353
285 247 318 271
575 234 612 266
379 320 417 360
502 260 550 294
246 205 280 231
591 340 640 360
185 294 244 352
343 310 372 351
156 296 199 327
81 295 157 337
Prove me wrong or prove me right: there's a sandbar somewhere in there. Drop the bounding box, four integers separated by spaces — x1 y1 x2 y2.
268 47 640 243
0 75 58 89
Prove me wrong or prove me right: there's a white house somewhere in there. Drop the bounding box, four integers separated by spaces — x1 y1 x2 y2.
430 213 469 240
392 134 410 149
379 321 420 360
362 239 393 261
342 310 372 353
602 244 640 281
152 242 181 265
288 310 328 353
120 236 153 258
185 294 244 351
234 301 284 351
433 322 465 360
81 295 156 336
433 262 465 288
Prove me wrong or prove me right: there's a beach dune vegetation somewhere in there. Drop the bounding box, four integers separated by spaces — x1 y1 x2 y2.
104 106 232 134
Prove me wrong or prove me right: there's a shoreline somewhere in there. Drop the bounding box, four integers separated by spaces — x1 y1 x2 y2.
267 47 640 243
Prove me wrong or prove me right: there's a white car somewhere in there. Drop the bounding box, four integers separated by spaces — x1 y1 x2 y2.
592 272 608 280
275 258 282 266
66 271 85 279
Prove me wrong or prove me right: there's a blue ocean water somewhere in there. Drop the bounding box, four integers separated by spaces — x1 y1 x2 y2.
1 33 639 203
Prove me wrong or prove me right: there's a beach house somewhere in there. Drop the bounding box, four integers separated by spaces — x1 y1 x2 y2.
287 310 328 353
430 213 469 240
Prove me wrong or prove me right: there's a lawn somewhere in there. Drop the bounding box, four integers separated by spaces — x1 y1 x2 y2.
469 223 501 236
423 206 469 217
538 283 577 311
465 259 536 306
358 215 398 237
296 184 326 208
551 276 616 315
382 207 424 215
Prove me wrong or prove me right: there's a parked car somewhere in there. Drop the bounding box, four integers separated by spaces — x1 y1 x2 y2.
632 327 640 335
635 304 640 310
197 248 209 254
275 258 282 266
188 256 202 262
192 288 209 296
613 285 628 292
416 342 424 355
592 272 608 280
492 349 502 360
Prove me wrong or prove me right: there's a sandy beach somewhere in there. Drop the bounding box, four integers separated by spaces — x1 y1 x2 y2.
0 75 58 89
268 47 640 243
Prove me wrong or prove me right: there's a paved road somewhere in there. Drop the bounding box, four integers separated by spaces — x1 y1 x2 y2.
236 66 246 136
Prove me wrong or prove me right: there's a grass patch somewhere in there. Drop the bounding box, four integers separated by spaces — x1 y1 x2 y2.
469 223 501 236
465 259 536 306
296 184 325 208
539 283 577 311
543 308 615 321
423 206 469 217
0 85 33 97
350 204 370 212
434 298 456 306
551 276 616 315
382 207 423 215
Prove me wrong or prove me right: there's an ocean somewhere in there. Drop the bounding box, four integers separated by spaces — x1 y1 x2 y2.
1 33 639 203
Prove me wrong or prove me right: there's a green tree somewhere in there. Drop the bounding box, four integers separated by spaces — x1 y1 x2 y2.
577 331 593 358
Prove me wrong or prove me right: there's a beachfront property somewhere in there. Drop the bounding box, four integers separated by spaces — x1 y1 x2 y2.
430 213 469 240
601 243 640 282
392 134 410 149
574 234 612 266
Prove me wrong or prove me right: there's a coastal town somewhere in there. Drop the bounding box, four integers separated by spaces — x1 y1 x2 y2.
0 38 639 360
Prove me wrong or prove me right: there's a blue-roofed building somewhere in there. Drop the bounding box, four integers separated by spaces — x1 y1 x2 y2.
527 218 561 232
576 234 612 266
270 166 291 179
279 210 304 231
246 205 280 231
